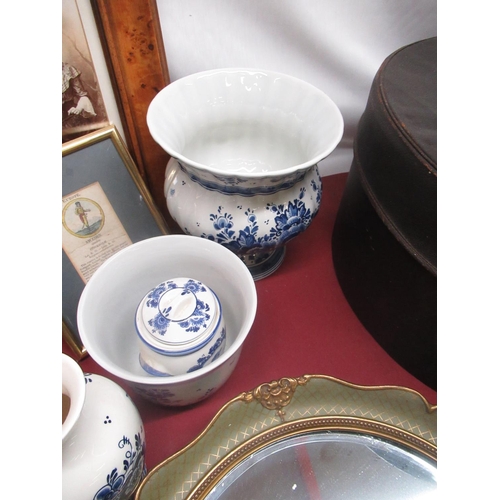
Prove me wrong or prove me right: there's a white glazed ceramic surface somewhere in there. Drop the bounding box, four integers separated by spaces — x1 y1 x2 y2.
62 354 146 500
77 235 257 406
147 68 343 179
147 68 343 279
62 353 85 443
136 277 227 377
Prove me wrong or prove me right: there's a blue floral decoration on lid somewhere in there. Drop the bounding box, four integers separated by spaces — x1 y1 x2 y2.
138 278 218 346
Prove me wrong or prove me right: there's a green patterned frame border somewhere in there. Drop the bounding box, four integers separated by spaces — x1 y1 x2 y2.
136 375 437 500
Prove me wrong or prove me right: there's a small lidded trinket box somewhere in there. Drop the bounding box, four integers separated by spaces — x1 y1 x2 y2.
135 277 226 376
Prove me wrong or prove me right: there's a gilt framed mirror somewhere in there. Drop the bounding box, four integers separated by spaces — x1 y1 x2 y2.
135 375 437 499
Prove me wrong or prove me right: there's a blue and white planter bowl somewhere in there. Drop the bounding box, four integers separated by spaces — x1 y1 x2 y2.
62 354 146 500
148 68 344 280
78 235 257 407
135 277 226 376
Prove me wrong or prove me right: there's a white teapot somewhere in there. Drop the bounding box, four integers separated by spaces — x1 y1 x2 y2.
62 354 146 500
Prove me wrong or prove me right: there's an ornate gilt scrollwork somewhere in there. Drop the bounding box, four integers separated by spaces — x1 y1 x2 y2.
242 376 310 421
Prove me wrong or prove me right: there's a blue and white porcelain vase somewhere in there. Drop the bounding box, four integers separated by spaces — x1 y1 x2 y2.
62 354 146 500
147 68 344 280
165 159 323 280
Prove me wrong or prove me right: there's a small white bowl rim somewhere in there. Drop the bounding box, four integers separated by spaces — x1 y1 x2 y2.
62 354 86 441
147 67 344 179
77 235 257 386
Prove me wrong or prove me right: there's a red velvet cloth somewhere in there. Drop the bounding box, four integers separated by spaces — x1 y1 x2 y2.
63 173 437 472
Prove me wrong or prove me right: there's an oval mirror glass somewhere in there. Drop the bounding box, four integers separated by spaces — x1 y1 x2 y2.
206 432 436 499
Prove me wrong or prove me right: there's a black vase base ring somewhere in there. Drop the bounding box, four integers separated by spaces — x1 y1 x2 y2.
240 246 286 281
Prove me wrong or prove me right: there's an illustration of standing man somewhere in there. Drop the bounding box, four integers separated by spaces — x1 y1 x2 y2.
74 201 91 229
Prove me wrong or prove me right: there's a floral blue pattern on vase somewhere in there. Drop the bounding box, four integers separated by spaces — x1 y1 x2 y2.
198 181 321 254
62 361 147 500
165 159 323 279
93 433 146 500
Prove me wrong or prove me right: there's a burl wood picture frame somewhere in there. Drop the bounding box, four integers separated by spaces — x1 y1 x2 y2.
91 0 174 227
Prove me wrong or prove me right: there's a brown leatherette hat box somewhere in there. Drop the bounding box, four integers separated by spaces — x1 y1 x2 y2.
332 37 437 389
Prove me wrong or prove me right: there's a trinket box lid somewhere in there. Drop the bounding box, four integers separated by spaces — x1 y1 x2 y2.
135 278 221 355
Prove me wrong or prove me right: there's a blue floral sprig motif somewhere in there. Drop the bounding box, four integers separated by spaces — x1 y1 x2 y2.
202 206 266 254
199 195 314 251
202 207 236 245
187 327 227 373
310 177 323 206
232 209 261 253
145 280 168 308
93 433 145 500
182 279 207 295
146 279 211 336
267 188 312 243
179 298 211 333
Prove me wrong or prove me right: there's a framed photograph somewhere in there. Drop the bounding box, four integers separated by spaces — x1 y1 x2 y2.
63 0 110 142
62 125 169 358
